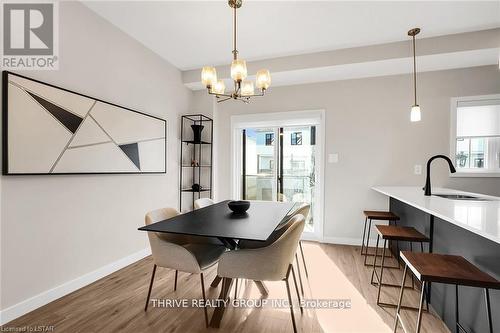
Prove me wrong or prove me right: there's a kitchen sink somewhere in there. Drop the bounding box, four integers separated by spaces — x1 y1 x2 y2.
434 194 493 201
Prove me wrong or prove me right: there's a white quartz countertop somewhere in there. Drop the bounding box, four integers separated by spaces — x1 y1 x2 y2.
372 186 500 245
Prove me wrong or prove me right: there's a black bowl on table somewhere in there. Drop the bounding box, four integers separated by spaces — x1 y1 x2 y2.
228 200 250 214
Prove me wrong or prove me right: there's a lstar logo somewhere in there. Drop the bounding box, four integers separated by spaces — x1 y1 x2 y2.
2 2 59 70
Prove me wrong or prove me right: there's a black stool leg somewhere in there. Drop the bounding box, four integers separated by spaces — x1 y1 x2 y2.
364 219 373 265
393 264 408 333
361 217 368 255
376 239 387 305
485 288 493 333
409 242 415 289
370 235 380 285
416 281 427 333
455 284 459 333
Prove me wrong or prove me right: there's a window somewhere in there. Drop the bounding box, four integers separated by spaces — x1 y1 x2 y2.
257 155 274 174
265 133 274 146
291 132 302 145
451 95 500 176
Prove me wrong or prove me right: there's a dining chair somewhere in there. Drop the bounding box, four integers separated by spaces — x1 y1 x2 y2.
194 198 215 209
291 204 311 295
217 214 306 333
193 198 223 248
239 203 311 296
144 207 227 327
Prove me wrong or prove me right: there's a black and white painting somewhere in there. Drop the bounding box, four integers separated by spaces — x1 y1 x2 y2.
2 71 167 174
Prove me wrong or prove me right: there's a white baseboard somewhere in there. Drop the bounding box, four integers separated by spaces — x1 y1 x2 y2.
320 236 385 248
0 248 151 326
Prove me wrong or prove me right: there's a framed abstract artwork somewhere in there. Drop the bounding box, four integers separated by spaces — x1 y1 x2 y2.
2 71 167 175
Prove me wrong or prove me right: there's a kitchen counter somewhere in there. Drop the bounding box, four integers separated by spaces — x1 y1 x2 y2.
372 186 500 333
372 186 500 244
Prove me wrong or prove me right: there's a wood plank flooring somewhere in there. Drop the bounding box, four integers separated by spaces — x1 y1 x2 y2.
2 243 450 333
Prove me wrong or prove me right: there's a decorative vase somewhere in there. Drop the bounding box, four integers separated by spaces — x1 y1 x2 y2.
192 183 202 192
191 124 204 143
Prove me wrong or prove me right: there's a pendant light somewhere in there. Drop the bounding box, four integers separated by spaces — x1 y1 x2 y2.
408 28 421 122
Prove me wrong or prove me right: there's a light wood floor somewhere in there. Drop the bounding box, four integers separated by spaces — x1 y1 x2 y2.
2 243 450 333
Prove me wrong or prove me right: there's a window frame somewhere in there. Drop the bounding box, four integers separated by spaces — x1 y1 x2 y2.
265 133 274 146
291 132 302 145
450 94 500 178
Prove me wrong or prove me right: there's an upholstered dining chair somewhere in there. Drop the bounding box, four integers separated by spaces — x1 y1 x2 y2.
194 198 215 209
144 207 226 327
291 204 311 294
217 215 306 333
193 198 222 247
239 203 311 295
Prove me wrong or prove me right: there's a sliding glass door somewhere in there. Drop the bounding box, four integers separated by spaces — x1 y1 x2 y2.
242 125 317 233
242 128 278 201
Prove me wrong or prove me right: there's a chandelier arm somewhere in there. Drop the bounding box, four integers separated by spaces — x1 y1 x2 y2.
208 91 232 98
217 96 233 103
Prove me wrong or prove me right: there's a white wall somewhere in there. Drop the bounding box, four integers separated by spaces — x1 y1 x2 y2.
193 65 500 243
0 1 191 316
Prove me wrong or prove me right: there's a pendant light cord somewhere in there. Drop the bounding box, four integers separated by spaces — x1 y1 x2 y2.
233 5 237 60
413 35 417 106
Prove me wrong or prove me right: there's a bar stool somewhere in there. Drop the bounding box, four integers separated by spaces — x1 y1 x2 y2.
395 251 500 333
371 225 430 309
361 211 400 266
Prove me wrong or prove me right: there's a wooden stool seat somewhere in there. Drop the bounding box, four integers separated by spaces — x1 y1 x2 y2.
375 225 429 243
363 210 400 221
361 211 400 266
395 251 499 333
400 251 500 289
370 225 431 311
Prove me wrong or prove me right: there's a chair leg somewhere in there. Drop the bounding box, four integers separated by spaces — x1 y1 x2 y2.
295 253 305 296
291 264 303 314
174 270 178 291
485 288 493 333
144 264 157 312
393 264 408 332
415 281 427 333
361 217 368 255
200 273 209 328
285 266 298 333
299 241 309 278
211 275 222 288
234 278 239 299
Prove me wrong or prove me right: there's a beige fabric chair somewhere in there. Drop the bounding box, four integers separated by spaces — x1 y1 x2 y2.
218 215 305 333
194 198 215 209
293 204 311 287
239 203 311 296
192 198 223 246
144 207 226 327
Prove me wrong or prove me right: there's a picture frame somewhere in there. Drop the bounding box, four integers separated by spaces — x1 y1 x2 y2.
2 71 167 175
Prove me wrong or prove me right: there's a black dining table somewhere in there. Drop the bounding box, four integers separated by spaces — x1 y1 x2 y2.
138 200 298 327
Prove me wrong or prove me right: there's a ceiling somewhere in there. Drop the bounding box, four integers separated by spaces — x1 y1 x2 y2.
84 1 500 71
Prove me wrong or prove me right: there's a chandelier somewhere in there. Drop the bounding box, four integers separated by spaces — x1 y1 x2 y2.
201 0 271 103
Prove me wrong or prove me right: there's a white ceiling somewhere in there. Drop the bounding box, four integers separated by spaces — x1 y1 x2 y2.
84 1 500 71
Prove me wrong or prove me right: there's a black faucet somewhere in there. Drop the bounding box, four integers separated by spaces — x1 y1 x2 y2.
423 155 457 196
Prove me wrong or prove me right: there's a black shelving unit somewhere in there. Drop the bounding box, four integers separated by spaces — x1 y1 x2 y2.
179 114 213 211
